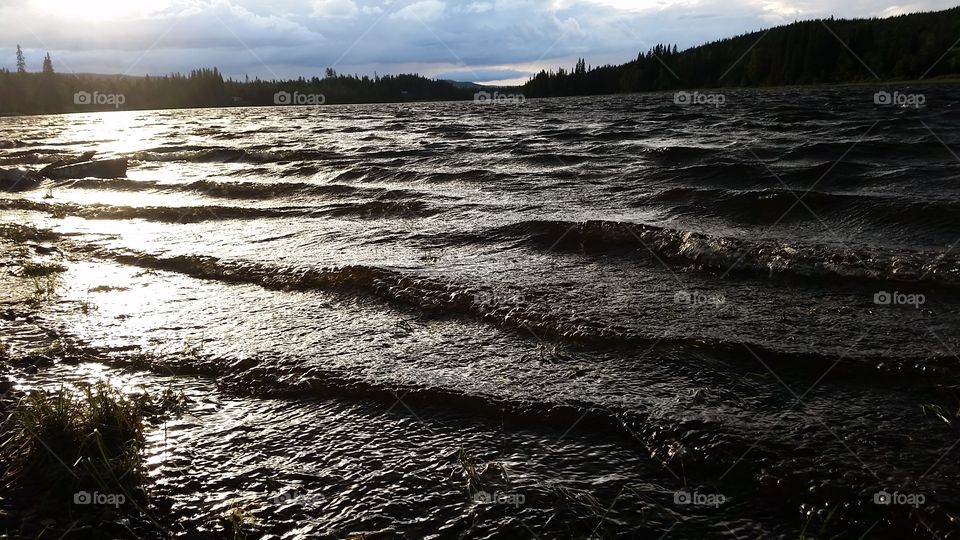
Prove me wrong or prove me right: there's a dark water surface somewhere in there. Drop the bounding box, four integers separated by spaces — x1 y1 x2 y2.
2 86 960 538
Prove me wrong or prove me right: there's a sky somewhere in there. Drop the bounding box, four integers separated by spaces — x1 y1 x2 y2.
0 0 954 85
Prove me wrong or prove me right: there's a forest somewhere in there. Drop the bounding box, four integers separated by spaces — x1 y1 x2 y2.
524 8 960 97
0 59 471 115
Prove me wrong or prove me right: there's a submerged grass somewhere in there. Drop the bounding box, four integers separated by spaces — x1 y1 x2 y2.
18 260 67 278
17 260 67 303
224 499 258 540
457 447 511 497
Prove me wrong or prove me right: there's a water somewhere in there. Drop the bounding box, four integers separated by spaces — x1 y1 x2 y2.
2 86 960 537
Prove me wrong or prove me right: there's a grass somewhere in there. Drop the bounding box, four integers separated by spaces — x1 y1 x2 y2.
29 274 59 302
0 224 31 244
458 447 503 496
18 260 67 303
19 260 67 277
3 382 147 500
140 387 188 421
1 381 185 520
224 500 258 540
77 299 96 315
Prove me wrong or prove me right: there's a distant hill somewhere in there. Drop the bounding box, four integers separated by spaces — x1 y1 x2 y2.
524 7 960 97
441 80 485 90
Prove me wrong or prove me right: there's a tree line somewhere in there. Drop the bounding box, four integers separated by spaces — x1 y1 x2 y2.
0 55 473 115
523 7 960 97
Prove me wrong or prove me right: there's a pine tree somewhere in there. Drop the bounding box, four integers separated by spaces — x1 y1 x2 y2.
42 52 54 74
15 45 26 73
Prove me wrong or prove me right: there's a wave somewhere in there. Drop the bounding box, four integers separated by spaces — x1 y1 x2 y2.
517 153 590 166
42 326 757 478
637 187 960 230
541 128 589 141
422 169 512 184
0 198 439 222
329 165 510 185
321 200 441 218
129 147 340 164
0 153 43 166
0 199 295 222
0 150 81 166
641 145 722 164
780 140 951 162
485 219 960 288
57 178 371 200
16 313 952 521
42 240 954 378
332 166 421 183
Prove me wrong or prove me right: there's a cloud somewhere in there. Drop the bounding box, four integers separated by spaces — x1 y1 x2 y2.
391 0 446 21
465 2 494 14
312 0 359 18
0 0 956 82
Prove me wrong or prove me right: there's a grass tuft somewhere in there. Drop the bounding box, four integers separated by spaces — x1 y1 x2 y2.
224 499 258 540
457 447 512 498
0 381 184 516
4 382 147 498
17 260 67 303
19 260 67 278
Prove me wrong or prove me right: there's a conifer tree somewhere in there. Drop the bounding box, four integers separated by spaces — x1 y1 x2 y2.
42 53 54 74
15 45 26 73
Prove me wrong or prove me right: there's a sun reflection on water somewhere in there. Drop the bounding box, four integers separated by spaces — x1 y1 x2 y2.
58 111 165 156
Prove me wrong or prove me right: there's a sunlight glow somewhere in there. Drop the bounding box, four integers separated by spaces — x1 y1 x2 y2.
59 111 165 155
30 0 169 21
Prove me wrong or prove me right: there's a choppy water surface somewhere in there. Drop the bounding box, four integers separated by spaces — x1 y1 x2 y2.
3 86 960 538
